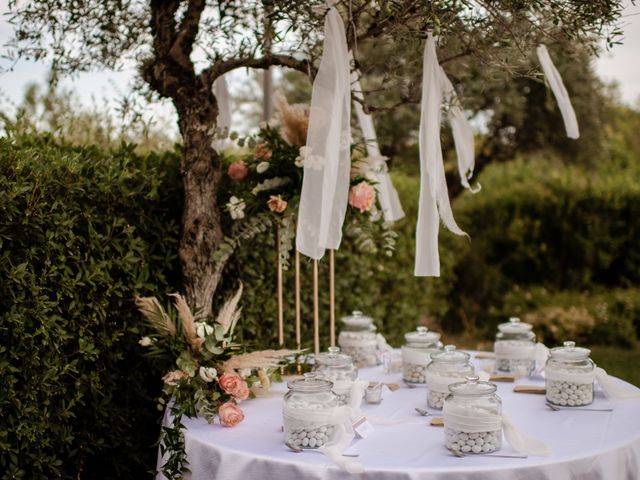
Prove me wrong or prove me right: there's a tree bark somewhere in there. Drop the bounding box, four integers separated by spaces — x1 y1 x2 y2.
175 94 222 318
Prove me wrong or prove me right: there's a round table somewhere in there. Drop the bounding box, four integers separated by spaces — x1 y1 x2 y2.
157 352 640 480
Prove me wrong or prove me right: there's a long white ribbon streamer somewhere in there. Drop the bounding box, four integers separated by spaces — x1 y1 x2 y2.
536 45 580 139
212 75 232 152
296 1 351 259
439 68 480 193
350 69 405 222
416 33 467 276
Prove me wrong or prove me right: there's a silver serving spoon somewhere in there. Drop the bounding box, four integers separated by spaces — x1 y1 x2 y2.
414 407 431 416
545 402 613 412
451 449 528 459
286 443 359 457
404 381 417 389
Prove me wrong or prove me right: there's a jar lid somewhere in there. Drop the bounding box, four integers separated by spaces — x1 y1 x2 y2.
449 375 497 396
315 346 353 367
497 317 533 334
405 326 441 344
549 341 591 362
287 372 333 392
430 345 470 364
341 310 374 328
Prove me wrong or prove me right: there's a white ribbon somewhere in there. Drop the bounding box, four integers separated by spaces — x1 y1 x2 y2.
536 45 580 139
212 75 232 152
296 1 351 259
415 33 468 276
443 404 551 456
350 67 405 222
595 367 640 400
439 68 480 193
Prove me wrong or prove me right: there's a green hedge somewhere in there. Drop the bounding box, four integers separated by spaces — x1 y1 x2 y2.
0 133 181 479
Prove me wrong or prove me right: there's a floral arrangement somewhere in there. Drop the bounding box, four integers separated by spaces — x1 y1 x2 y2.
136 286 294 479
213 92 397 270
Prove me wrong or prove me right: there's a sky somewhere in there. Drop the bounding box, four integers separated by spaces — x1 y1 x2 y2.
1 2 639 129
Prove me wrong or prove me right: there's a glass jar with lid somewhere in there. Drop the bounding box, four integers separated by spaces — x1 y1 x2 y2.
338 311 379 366
545 341 595 407
425 345 474 410
494 317 537 377
402 326 443 384
443 376 503 454
282 373 339 449
313 346 359 405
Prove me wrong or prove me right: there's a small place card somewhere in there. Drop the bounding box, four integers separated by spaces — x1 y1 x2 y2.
430 417 444 427
475 352 496 359
353 416 375 438
385 383 400 392
513 385 546 394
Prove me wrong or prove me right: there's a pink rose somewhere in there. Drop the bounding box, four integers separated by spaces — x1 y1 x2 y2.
218 402 245 427
349 181 376 213
218 372 250 401
255 143 273 159
162 370 188 386
227 160 249 182
267 195 287 213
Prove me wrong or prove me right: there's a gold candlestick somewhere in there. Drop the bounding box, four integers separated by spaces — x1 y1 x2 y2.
276 225 284 346
329 249 336 347
295 249 301 351
313 259 320 356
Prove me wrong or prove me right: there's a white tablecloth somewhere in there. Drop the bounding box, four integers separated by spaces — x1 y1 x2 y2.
157 352 640 480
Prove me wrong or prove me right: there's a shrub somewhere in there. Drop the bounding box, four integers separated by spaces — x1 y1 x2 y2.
0 133 181 479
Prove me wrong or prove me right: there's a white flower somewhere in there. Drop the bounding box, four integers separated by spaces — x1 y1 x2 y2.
239 368 252 378
295 146 310 167
256 161 270 174
195 321 214 339
199 366 218 383
138 336 152 347
226 196 246 220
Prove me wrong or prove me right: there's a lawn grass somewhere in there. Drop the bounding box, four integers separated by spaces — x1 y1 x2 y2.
590 346 640 388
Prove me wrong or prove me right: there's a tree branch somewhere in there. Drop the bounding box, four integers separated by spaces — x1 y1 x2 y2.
170 0 206 70
203 54 316 86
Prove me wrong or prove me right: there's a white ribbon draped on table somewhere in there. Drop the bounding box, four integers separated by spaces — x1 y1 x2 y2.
537 45 580 139
296 0 351 259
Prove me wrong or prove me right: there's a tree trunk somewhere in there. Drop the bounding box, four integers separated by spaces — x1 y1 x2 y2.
176 95 222 318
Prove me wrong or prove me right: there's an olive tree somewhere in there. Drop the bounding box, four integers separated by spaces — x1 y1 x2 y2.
5 0 624 315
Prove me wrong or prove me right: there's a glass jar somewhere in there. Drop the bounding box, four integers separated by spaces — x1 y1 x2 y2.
545 341 595 407
338 311 379 366
425 345 474 410
494 317 537 377
282 373 339 449
402 326 443 384
443 376 503 454
313 346 358 405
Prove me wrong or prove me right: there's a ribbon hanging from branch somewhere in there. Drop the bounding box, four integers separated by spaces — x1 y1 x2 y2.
415 33 467 277
537 45 580 139
440 68 480 193
350 68 405 222
296 1 351 259
212 75 232 152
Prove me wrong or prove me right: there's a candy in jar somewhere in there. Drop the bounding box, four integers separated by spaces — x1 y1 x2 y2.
443 376 503 454
282 373 339 449
545 341 595 407
494 317 536 377
402 326 443 384
312 346 358 406
338 311 379 366
425 345 474 410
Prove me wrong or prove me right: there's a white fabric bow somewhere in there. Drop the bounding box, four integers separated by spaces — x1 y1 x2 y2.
296 1 351 259
415 33 468 276
537 45 580 139
350 67 405 222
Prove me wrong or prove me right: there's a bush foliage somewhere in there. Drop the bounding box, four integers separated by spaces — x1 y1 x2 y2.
0 133 181 479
